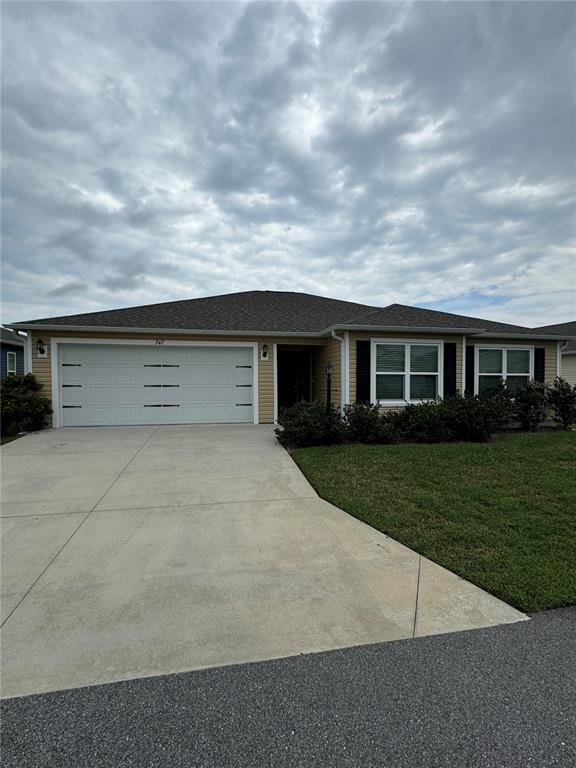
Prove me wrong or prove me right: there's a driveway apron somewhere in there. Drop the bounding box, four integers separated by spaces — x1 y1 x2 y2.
0 425 525 697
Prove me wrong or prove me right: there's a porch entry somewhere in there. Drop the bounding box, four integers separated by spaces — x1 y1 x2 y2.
276 345 325 412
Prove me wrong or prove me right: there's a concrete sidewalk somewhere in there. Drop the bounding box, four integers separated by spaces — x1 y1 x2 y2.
1 425 525 698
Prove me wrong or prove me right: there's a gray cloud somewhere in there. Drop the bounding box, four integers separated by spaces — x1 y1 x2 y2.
2 1 575 326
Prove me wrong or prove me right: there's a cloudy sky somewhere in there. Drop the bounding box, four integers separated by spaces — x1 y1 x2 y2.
2 1 575 326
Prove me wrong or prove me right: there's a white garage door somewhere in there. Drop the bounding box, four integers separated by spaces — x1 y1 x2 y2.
60 344 255 426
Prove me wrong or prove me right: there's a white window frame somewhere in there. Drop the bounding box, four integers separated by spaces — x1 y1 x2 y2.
370 339 444 405
474 344 534 396
6 350 17 376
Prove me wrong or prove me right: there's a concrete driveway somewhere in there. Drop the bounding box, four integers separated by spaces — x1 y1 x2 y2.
1 425 525 698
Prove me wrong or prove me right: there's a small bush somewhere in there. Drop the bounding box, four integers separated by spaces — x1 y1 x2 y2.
548 377 576 429
440 390 512 442
479 381 516 432
275 401 345 447
513 381 549 431
389 401 453 443
1 374 52 436
343 403 385 443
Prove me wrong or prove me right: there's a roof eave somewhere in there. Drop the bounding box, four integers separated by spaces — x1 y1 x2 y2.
8 323 325 337
324 324 487 335
477 332 570 340
325 325 571 339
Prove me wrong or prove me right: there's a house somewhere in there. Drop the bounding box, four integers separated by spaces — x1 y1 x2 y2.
9 291 569 428
533 321 576 386
0 327 26 378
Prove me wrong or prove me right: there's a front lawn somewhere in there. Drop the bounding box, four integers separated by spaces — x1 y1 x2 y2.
292 432 576 613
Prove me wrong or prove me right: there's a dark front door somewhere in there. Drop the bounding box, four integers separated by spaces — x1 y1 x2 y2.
278 349 311 411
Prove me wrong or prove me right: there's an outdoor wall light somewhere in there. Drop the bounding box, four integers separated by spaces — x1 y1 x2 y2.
261 344 269 361
36 338 47 357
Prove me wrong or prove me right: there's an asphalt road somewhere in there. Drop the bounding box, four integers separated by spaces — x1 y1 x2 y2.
2 607 575 768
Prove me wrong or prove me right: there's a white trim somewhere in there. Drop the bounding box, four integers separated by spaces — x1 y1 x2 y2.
12 324 321 337
25 334 32 374
462 335 466 393
557 342 561 378
370 338 444 405
252 344 259 425
51 338 61 427
343 330 350 407
273 342 278 424
331 329 346 410
473 344 534 396
12 322 570 342
50 337 260 428
6 350 17 375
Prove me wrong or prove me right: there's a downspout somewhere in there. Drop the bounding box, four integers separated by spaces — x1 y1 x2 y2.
331 329 347 411
462 335 466 394
24 332 32 374
558 341 568 379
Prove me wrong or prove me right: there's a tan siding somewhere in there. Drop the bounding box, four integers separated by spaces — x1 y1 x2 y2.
311 337 341 407
561 353 576 386
348 332 463 404
30 330 325 425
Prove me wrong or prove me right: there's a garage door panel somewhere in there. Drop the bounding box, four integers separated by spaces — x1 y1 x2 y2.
60 344 255 426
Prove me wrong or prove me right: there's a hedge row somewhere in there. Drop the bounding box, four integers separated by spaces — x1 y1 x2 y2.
275 379 576 448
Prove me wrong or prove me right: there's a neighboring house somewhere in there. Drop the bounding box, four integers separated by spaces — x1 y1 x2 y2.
10 291 570 428
533 321 576 385
0 327 26 378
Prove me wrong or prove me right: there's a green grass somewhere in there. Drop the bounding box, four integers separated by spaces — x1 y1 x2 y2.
293 432 576 613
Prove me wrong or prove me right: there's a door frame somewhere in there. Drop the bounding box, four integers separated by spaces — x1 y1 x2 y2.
51 337 259 428
273 345 314 422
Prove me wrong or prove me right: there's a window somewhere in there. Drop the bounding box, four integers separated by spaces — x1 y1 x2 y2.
7 351 17 376
476 347 532 395
373 341 442 403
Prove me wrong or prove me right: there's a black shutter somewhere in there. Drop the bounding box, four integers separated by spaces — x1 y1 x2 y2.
443 343 457 397
465 346 475 394
356 340 371 403
534 348 546 382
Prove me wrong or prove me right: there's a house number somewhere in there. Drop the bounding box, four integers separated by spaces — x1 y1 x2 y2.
155 339 165 345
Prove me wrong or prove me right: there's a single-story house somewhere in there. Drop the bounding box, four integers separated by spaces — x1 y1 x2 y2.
10 291 570 428
533 321 576 386
1 327 26 378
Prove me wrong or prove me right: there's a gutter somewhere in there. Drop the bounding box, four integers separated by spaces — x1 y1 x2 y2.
8 324 324 338
10 323 570 343
324 324 486 335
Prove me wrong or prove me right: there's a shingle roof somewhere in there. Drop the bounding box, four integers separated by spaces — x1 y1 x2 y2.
534 321 576 353
11 290 570 338
1 327 26 346
343 303 539 334
13 291 378 334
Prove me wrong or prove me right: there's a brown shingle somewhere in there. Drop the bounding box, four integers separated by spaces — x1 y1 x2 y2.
14 291 377 333
12 290 570 337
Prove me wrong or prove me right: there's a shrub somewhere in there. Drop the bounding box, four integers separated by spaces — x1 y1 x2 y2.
0 374 52 436
275 401 345 447
389 401 453 443
343 403 385 443
479 381 516 432
440 390 513 442
513 380 549 431
548 377 576 429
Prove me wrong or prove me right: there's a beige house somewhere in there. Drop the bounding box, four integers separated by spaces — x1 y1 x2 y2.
11 291 569 428
534 321 576 386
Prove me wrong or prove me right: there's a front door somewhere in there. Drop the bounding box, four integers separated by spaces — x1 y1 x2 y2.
277 349 312 411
